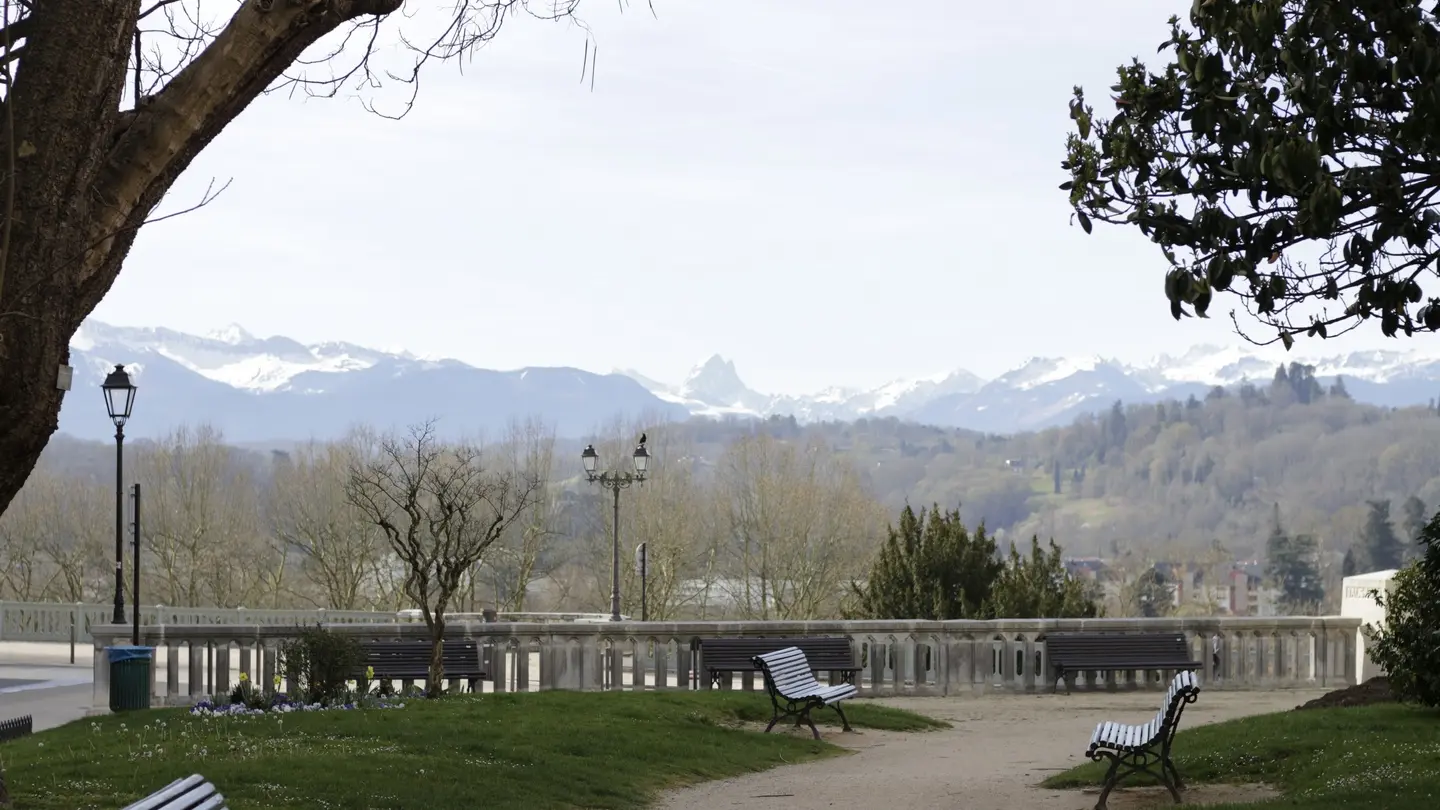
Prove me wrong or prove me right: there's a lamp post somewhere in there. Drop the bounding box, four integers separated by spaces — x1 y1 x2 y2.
101 365 136 626
582 438 650 622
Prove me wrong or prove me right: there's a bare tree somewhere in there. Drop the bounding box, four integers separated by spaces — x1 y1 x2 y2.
345 420 542 693
268 437 384 610
478 418 561 612
136 424 266 607
0 471 54 600
0 0 603 518
716 434 883 620
32 472 109 602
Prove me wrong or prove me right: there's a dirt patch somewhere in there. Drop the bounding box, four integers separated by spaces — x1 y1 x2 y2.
1294 677 1397 710
1080 784 1280 808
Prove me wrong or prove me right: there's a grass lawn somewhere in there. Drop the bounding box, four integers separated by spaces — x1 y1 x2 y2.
1043 703 1440 809
1 691 944 810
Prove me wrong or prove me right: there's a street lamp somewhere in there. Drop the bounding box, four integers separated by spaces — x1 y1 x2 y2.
102 365 136 626
582 437 651 621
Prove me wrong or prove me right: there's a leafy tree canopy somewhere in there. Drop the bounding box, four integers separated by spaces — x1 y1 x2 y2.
849 504 1100 620
987 536 1103 619
849 504 1002 620
1063 0 1440 348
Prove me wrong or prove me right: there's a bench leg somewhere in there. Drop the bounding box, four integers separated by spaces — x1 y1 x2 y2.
1092 748 1183 810
798 702 821 740
1094 756 1122 810
1162 757 1185 796
764 694 785 734
830 701 854 732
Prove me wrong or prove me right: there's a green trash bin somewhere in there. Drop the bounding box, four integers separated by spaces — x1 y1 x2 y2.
108 645 154 712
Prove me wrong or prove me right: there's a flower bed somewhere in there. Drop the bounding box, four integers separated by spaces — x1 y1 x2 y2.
190 694 410 717
189 671 425 717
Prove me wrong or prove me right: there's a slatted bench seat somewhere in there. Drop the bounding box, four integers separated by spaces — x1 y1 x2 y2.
356 639 487 692
1045 632 1201 693
752 646 858 739
695 636 860 690
121 774 228 810
1084 670 1201 810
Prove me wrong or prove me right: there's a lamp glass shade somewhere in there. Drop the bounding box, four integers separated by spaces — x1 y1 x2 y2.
632 445 650 474
581 444 599 474
101 364 137 426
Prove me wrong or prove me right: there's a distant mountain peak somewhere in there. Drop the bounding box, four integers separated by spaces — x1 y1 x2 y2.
679 355 765 410
206 323 255 345
64 318 1440 440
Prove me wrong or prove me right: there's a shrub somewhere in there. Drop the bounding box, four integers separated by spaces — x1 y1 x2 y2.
277 624 365 705
1365 510 1440 706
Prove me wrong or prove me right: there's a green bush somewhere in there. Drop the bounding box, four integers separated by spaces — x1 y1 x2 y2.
277 624 365 705
1365 511 1440 706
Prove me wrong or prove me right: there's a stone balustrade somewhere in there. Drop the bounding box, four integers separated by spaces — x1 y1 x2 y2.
88 616 1362 711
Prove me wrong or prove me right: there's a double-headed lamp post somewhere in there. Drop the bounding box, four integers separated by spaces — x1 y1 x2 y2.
101 365 137 626
581 438 650 622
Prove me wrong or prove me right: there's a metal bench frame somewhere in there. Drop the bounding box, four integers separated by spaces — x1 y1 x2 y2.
1086 671 1201 810
752 646 857 740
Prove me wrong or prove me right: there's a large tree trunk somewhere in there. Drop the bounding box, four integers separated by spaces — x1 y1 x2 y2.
0 0 403 517
428 616 447 697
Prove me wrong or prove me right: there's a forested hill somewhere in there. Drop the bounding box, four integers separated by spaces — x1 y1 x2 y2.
34 363 1440 563
699 363 1440 561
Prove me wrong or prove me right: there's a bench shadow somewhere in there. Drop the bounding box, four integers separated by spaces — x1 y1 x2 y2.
1069 783 1280 808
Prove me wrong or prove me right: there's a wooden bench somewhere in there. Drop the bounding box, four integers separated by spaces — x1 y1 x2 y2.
0 714 32 743
752 647 858 739
121 774 228 810
695 637 860 690
1084 670 1201 810
356 639 487 692
1045 632 1201 693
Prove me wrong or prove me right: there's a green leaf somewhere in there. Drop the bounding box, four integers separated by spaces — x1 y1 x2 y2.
1076 211 1093 234
1280 331 1294 350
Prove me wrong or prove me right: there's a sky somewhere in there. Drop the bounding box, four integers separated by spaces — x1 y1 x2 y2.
94 0 1427 397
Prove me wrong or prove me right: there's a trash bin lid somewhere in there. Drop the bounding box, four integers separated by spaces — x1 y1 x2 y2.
106 645 155 663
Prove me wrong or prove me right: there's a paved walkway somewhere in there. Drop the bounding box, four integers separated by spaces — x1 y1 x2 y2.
0 642 95 731
653 689 1327 810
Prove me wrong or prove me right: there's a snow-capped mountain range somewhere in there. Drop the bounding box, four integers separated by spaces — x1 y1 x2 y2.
56 320 1440 442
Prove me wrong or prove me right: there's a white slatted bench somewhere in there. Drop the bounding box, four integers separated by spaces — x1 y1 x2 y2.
1084 670 1201 810
752 646 858 739
121 774 228 810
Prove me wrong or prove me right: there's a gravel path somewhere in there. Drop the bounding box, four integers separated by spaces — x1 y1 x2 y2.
651 688 1327 810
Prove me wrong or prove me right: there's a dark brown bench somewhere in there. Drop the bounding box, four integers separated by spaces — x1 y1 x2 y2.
1045 632 1201 693
356 639 487 693
695 637 859 690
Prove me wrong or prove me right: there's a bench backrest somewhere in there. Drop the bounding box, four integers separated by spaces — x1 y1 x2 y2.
1045 632 1195 666
356 640 484 675
121 774 227 810
0 714 32 743
697 637 855 672
1148 670 1200 743
752 647 823 699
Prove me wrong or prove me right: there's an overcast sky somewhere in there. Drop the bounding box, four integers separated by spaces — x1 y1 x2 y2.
94 0 1421 396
